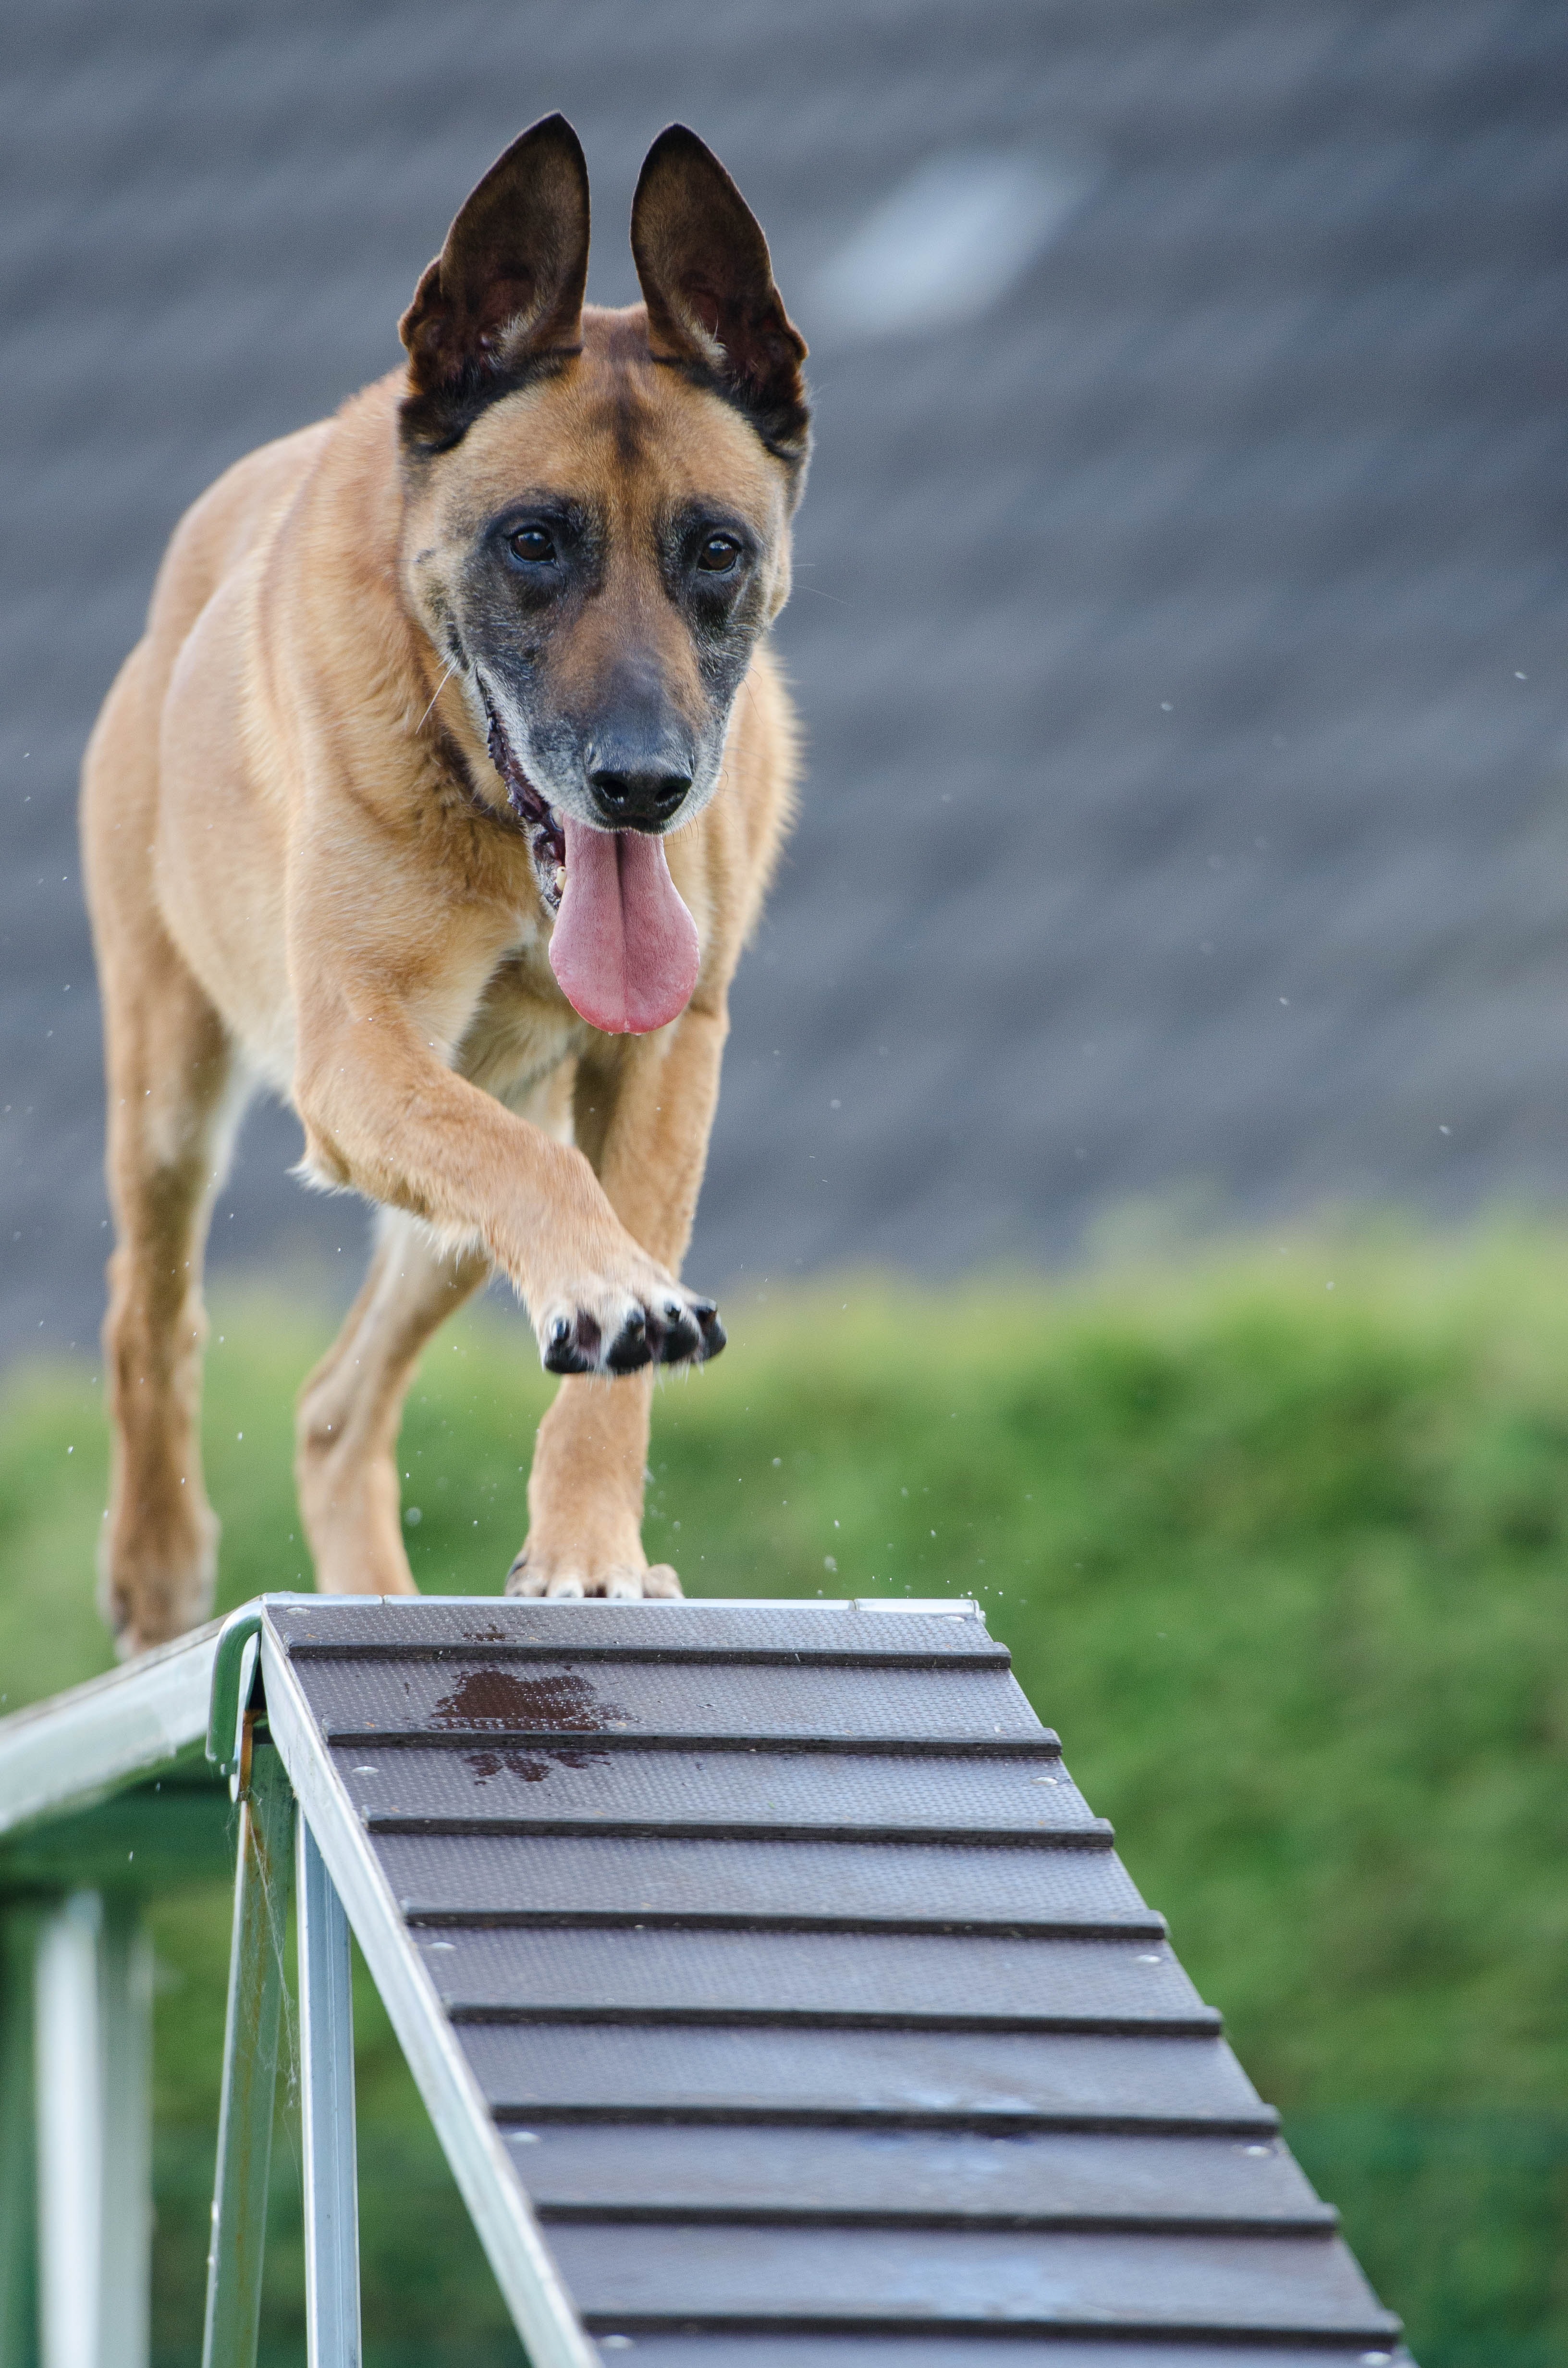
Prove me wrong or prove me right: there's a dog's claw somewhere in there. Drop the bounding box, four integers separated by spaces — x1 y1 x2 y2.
693 1300 726 1361
606 1307 653 1374
542 1312 600 1376
658 1299 701 1364
507 1549 684 1601
539 1288 718 1376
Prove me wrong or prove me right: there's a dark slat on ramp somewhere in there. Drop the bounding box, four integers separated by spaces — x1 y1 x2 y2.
506 2123 1332 2229
613 2351 1397 2368
381 1830 1158 1933
416 1926 1214 2027
548 2222 1389 2334
333 1744 1094 1839
458 2024 1274 2132
266 1596 1405 2358
306 1654 1041 1741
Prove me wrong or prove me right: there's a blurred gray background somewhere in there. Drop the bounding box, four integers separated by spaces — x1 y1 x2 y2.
4 0 1568 1356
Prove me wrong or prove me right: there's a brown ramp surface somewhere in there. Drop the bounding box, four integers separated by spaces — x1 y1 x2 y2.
265 1594 1409 2362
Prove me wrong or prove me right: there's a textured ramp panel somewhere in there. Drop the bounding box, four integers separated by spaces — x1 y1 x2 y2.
514 2125 1330 2228
274 1602 998 1660
336 1745 1092 1838
554 2223 1398 2337
308 1654 1039 1742
267 1595 1403 2354
378 1830 1155 1933
460 2024 1273 2132
420 1928 1214 2030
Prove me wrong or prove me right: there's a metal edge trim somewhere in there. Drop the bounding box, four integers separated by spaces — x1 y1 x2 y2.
257 1620 598 2368
265 1596 984 1617
206 1606 264 1771
0 1616 230 1838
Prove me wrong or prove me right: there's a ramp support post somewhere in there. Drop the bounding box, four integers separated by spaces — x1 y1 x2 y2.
34 1894 100 2368
96 1896 153 2368
296 1821 361 2368
0 1915 37 2368
202 1731 294 2368
32 1890 152 2368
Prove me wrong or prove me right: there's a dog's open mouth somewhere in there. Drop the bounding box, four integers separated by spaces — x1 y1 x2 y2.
484 694 567 915
482 693 701 1037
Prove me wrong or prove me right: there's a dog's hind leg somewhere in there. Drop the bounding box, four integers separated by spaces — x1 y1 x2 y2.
295 1209 490 1596
85 644 249 1654
93 948 245 1650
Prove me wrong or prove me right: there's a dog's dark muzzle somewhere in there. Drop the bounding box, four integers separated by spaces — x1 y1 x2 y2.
584 695 696 831
588 762 692 829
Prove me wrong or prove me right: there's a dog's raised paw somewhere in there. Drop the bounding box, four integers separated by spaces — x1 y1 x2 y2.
538 1283 724 1377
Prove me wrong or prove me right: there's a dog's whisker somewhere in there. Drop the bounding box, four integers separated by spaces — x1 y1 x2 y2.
415 660 458 732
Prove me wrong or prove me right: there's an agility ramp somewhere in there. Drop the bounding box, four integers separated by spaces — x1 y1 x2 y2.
0 1592 1409 2366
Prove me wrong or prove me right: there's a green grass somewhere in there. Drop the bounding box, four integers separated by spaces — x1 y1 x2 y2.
4 1225 1568 2361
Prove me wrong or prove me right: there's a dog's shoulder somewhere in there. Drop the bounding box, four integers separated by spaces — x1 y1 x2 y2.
147 417 338 656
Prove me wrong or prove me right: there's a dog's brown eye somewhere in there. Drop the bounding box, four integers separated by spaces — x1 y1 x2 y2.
510 526 556 564
697 533 741 574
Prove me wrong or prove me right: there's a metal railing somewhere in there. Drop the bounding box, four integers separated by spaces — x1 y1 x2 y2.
0 1597 591 2368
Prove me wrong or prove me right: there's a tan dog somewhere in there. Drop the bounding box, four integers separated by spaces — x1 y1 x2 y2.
80 116 809 1653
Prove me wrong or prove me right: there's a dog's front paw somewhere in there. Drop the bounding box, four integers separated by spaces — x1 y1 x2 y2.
535 1273 725 1377
505 1549 684 1601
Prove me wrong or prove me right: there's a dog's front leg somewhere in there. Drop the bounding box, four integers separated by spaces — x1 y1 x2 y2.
509 1001 729 1600
293 990 721 1375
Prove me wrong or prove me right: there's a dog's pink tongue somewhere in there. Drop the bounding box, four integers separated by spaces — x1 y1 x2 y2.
549 819 700 1035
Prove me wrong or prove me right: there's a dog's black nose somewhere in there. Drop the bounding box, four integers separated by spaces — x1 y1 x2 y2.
589 765 692 828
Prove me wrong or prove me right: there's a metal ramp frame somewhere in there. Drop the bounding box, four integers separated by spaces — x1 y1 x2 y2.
0 1591 1412 2367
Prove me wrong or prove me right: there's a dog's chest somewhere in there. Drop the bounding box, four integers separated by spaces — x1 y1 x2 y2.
459 939 588 1106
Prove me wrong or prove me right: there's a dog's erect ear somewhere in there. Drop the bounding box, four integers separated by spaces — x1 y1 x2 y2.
631 126 809 467
400 113 590 453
